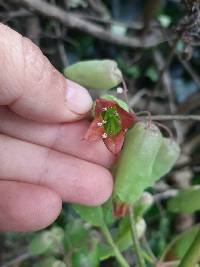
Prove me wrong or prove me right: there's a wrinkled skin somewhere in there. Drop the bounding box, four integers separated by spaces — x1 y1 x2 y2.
0 23 115 232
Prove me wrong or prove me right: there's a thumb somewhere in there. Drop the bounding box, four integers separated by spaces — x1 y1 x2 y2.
0 23 92 122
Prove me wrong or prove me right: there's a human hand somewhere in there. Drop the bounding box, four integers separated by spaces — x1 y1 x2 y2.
0 24 114 232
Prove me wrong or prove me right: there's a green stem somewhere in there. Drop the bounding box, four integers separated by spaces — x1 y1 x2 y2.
128 206 147 267
177 227 200 267
141 249 154 264
100 223 131 267
141 236 157 263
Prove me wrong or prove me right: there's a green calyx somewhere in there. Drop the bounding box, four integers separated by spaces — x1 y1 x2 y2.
151 137 180 182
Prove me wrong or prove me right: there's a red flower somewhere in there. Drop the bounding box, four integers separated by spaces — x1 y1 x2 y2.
84 98 136 155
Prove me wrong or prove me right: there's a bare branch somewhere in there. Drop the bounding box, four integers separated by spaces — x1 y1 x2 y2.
147 114 200 121
0 252 32 267
9 0 171 48
153 50 184 143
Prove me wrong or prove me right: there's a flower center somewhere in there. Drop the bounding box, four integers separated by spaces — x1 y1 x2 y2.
101 107 121 137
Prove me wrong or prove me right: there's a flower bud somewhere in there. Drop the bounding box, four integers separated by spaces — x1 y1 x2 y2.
134 192 154 218
136 218 146 239
64 60 122 90
151 138 180 181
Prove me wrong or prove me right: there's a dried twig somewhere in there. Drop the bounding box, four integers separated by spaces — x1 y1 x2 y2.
153 50 184 143
143 114 200 121
177 57 200 89
161 28 200 89
50 0 68 67
153 38 180 92
0 252 32 267
87 0 110 18
154 189 178 202
9 0 172 48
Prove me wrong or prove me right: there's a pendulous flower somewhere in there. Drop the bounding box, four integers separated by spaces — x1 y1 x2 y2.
84 98 136 155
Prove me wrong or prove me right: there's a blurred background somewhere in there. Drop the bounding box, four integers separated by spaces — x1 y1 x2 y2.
0 0 200 266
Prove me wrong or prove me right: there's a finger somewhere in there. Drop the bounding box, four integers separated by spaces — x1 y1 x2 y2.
0 181 62 232
0 23 92 122
0 134 113 205
0 107 115 167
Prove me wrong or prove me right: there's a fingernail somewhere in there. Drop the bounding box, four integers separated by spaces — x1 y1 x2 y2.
65 79 93 114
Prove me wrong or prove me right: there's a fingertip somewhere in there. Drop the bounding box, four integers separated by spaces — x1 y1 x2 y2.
88 168 113 206
0 181 62 232
65 79 93 117
0 23 93 123
69 166 113 206
32 188 62 231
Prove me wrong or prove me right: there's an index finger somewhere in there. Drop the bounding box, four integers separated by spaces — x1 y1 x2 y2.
0 23 92 122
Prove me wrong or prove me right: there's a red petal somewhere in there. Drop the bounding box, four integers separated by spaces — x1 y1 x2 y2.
95 98 116 115
103 130 125 155
84 118 104 141
117 106 136 129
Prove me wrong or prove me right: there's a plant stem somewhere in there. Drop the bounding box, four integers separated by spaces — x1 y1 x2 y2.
100 223 131 267
177 227 200 267
141 249 154 264
128 206 147 267
141 236 157 263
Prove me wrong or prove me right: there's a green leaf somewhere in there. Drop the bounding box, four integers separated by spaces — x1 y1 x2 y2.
146 66 159 82
167 186 200 213
160 224 200 261
64 60 122 90
126 65 141 79
101 197 115 226
116 217 146 251
73 204 104 227
64 218 88 249
28 231 54 255
158 15 171 28
99 243 113 260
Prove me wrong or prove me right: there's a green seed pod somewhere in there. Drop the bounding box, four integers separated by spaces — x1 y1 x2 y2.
64 60 122 90
113 122 163 204
136 218 146 239
151 138 180 181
